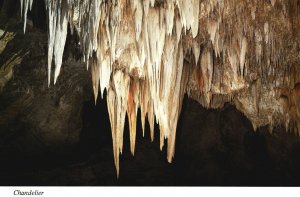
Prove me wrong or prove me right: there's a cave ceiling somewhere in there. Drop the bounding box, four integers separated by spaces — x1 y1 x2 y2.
1 0 300 176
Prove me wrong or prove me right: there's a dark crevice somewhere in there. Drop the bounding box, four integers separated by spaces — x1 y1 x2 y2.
1 91 300 185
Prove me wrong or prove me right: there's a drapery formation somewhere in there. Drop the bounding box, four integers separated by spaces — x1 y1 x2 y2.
20 0 300 176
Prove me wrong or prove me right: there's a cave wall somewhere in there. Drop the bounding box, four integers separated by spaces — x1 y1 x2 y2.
1 0 300 182
0 1 92 147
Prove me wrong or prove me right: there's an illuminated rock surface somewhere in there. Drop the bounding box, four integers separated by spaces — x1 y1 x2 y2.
1 0 300 178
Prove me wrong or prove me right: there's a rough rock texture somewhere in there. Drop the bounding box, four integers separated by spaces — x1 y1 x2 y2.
1 95 300 185
19 0 300 174
176 100 300 185
1 0 300 179
0 10 92 148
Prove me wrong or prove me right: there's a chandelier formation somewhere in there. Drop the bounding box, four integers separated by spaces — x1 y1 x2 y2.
20 0 300 176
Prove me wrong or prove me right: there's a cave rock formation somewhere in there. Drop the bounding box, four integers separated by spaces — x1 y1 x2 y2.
16 0 300 176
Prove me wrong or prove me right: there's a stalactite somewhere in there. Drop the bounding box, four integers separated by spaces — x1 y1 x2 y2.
91 56 100 104
107 70 130 177
20 0 33 33
240 37 248 76
19 0 300 176
192 40 201 66
201 48 213 105
127 79 140 155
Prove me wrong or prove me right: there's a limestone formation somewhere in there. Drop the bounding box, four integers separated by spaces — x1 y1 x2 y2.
18 0 300 176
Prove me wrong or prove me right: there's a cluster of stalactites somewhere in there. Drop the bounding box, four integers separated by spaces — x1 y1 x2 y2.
20 0 300 176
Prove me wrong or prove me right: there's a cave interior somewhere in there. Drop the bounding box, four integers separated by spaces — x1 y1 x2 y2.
1 0 300 186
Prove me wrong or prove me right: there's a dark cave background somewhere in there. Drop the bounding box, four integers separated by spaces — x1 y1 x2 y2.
1 0 300 186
